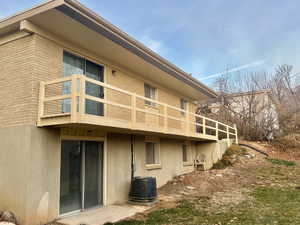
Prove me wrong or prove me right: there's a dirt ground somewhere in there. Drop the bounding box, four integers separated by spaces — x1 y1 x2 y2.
122 142 300 223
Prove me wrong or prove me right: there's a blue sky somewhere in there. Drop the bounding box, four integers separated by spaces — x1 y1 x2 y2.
1 0 300 86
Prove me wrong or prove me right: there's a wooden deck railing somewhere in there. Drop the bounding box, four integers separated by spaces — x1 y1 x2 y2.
38 74 238 143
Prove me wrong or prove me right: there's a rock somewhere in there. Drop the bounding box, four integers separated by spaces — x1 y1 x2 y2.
186 186 196 190
244 154 252 159
0 211 17 224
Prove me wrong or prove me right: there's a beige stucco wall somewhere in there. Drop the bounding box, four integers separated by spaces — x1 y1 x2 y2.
196 139 233 170
0 125 60 225
106 134 197 204
0 124 232 224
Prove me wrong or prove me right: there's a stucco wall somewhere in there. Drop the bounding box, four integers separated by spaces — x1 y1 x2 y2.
196 139 232 170
0 125 60 225
106 134 197 204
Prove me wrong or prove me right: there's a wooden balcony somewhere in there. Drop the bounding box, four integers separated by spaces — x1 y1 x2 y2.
38 75 238 142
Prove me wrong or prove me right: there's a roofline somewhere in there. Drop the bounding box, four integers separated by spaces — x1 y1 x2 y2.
0 0 218 98
226 89 272 98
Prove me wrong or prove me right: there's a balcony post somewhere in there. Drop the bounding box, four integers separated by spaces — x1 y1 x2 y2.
216 122 219 140
234 124 238 144
38 81 45 124
71 75 78 123
163 105 167 132
131 94 136 127
79 75 86 117
203 117 206 135
185 105 190 136
226 125 230 146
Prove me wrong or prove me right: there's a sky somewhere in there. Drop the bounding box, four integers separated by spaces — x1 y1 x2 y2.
1 0 300 87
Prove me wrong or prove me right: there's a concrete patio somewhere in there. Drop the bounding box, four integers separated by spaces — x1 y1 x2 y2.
58 204 150 225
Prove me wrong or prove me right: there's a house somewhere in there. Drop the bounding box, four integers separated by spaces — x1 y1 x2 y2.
199 89 277 139
0 1 237 224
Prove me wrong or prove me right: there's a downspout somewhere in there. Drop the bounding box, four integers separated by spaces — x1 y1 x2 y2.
130 135 135 182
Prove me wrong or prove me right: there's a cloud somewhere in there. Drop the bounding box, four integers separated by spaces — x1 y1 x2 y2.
200 59 266 81
139 35 165 54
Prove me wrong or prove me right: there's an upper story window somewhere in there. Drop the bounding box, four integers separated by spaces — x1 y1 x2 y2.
62 51 105 116
180 99 188 115
144 83 156 106
63 51 104 81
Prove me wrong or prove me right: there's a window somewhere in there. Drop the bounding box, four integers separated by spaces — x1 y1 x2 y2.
145 142 159 165
144 83 156 106
180 99 188 115
62 51 104 116
182 144 188 162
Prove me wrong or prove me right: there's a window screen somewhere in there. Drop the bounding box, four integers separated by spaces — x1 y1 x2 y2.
144 84 156 106
182 144 188 162
180 99 187 115
146 142 158 164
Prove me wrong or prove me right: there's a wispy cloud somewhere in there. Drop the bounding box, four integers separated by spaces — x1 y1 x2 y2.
200 59 266 81
139 35 165 54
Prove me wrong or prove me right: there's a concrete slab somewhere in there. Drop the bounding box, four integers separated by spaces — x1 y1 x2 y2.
58 205 149 225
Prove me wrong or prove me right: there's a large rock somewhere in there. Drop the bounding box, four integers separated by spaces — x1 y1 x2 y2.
0 211 17 224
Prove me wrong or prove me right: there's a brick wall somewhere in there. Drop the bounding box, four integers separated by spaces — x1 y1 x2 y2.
0 33 198 128
0 35 35 127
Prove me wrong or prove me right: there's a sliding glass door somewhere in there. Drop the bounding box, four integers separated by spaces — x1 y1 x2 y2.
60 140 103 215
62 51 104 116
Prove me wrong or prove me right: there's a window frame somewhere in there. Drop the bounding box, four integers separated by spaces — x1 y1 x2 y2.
144 83 157 107
180 99 188 116
145 137 161 170
62 51 106 116
182 143 192 166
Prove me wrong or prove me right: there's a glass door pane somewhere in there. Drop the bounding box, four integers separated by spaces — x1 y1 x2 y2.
84 141 103 209
62 52 85 113
60 141 82 214
85 60 104 116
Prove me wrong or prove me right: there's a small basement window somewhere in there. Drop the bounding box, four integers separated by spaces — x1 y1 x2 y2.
145 142 160 165
182 144 189 162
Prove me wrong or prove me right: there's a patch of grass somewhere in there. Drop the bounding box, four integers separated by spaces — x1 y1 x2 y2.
266 158 296 167
113 187 300 225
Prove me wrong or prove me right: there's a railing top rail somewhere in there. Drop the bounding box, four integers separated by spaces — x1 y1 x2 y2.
40 74 237 133
43 76 73 85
